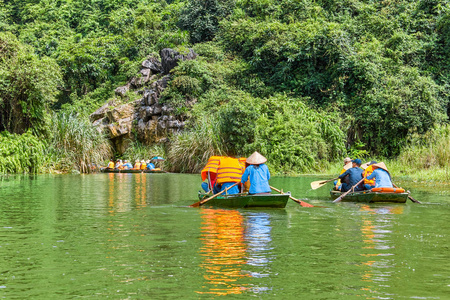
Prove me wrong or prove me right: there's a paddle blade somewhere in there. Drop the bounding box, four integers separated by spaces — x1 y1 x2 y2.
189 201 201 208
310 180 328 190
408 195 421 204
332 197 342 203
299 200 314 207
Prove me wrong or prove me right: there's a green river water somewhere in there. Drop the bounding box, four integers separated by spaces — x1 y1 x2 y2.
0 173 448 299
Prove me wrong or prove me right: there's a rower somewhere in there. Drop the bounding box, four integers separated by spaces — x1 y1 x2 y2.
365 162 393 188
338 158 364 192
334 157 352 191
241 152 271 195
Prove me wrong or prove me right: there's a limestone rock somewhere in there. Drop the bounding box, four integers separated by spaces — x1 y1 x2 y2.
160 48 197 75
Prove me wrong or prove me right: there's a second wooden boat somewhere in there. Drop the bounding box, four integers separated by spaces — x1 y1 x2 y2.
330 189 409 203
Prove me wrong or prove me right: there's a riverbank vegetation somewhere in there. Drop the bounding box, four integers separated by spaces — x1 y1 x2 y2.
0 0 449 177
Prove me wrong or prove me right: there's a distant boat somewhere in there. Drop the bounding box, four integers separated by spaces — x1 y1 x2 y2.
100 168 165 174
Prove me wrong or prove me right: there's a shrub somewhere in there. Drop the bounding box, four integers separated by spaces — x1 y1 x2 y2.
0 131 46 174
47 113 112 173
0 32 62 135
167 116 226 173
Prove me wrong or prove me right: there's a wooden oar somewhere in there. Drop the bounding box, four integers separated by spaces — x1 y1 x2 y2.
310 177 338 190
333 178 364 203
190 182 239 208
270 186 314 207
393 183 421 204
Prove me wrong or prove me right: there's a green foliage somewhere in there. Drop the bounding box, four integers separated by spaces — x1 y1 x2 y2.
351 66 445 156
178 0 236 43
56 34 137 99
2 0 450 174
399 124 450 170
167 116 226 173
215 95 260 154
122 141 166 167
0 32 62 135
47 113 112 173
0 131 46 174
161 58 216 113
347 140 369 159
249 95 345 173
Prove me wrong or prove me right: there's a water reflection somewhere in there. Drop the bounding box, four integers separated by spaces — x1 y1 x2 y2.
197 210 274 296
245 213 273 271
197 209 249 296
106 173 148 214
358 205 404 297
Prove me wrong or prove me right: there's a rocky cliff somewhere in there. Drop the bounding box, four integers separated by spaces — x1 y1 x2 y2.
90 48 197 154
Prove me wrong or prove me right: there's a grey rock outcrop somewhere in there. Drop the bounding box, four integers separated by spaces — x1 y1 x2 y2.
160 48 198 75
90 48 197 154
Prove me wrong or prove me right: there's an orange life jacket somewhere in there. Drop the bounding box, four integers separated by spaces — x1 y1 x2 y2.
216 157 244 184
363 165 375 185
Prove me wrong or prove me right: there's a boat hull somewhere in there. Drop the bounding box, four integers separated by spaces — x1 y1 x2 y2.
197 193 290 208
330 190 408 203
100 169 165 174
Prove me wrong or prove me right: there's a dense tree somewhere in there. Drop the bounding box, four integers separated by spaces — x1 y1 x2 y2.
1 0 449 173
178 0 236 43
0 32 62 134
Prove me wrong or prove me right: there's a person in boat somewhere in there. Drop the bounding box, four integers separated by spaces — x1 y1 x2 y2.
365 162 393 189
114 159 123 169
241 151 271 195
146 160 155 170
133 160 141 170
201 179 221 194
106 159 115 170
215 157 243 195
338 158 364 192
122 160 133 169
140 160 146 171
334 157 352 191
362 160 377 190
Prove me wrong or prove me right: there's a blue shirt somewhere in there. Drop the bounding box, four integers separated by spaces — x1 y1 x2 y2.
339 167 363 187
241 164 271 194
366 169 393 188
123 163 133 169
147 163 155 170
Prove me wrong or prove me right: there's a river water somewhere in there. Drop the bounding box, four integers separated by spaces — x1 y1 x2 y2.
0 173 448 299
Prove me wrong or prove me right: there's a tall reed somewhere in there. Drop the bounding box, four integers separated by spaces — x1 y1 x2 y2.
47 113 112 173
167 117 226 173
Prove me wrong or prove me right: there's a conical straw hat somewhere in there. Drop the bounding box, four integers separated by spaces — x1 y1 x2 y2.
373 162 389 173
246 151 267 165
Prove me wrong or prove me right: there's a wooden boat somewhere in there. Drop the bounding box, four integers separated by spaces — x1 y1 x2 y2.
100 168 165 174
197 192 290 208
330 189 409 203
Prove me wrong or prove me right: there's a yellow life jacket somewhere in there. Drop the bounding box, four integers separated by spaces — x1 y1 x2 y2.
363 165 375 185
134 162 141 169
216 157 244 184
140 163 146 170
107 161 114 169
201 156 224 181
